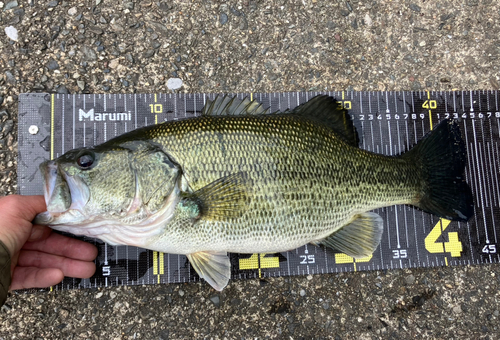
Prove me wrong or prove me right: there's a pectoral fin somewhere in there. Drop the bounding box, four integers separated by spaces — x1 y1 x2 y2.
181 172 251 221
317 212 384 258
187 251 231 291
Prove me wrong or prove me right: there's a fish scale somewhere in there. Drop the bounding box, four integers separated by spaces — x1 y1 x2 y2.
138 113 415 256
17 91 499 291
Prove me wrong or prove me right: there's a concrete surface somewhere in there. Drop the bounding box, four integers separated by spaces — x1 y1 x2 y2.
1 0 499 339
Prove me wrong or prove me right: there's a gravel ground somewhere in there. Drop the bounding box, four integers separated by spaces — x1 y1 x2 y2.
1 0 500 339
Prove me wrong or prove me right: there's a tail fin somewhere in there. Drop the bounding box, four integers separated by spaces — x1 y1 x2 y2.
403 119 474 221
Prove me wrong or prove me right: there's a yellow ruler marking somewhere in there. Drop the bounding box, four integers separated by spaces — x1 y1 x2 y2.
153 251 158 275
427 91 433 129
250 93 253 101
49 93 55 292
238 253 279 278
159 253 164 275
51 94 55 160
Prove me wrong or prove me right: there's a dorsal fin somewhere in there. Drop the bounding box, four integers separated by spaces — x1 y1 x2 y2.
202 95 270 116
290 95 359 147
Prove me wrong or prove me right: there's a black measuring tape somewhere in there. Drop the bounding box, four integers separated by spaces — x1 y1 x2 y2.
17 91 500 291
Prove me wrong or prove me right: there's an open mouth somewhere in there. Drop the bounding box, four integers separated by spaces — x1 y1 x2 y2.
34 160 90 225
43 161 72 213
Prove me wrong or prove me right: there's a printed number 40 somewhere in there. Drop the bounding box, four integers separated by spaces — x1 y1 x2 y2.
424 219 462 257
422 100 437 109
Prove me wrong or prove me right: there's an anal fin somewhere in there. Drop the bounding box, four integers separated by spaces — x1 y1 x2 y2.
187 251 231 291
318 212 384 258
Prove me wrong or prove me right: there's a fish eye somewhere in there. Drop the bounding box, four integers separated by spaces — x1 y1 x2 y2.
76 151 95 170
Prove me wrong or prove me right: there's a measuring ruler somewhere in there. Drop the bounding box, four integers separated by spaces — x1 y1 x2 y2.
17 91 500 291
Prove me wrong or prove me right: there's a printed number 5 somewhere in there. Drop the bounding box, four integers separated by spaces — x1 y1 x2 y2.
424 219 462 257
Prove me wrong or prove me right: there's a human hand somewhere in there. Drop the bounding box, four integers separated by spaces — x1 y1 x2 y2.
0 195 97 290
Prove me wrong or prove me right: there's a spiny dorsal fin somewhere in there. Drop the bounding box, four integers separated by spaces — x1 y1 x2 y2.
290 95 359 147
180 172 251 221
202 95 270 116
317 212 384 258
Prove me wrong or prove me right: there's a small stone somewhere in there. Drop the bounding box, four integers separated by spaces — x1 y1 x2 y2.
306 275 313 281
220 13 228 25
351 18 358 29
102 85 110 91
299 289 306 297
59 308 69 319
1 304 12 312
125 53 134 63
440 77 451 83
56 85 69 94
77 80 85 91
4 26 18 41
97 46 104 52
210 295 220 307
47 60 59 70
121 80 129 87
167 78 182 90
109 291 117 299
409 4 421 12
48 0 58 7
159 329 169 340
4 0 18 10
2 120 13 135
68 7 77 15
152 41 161 49
453 305 462 313
5 71 16 84
364 14 372 27
490 77 499 89
81 45 97 61
405 275 415 285
239 17 248 30
178 289 184 297
144 50 155 58
123 1 134 10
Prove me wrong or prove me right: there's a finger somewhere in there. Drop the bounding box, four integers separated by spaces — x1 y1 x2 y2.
22 232 98 261
0 195 46 222
28 225 52 242
10 267 64 291
17 250 97 279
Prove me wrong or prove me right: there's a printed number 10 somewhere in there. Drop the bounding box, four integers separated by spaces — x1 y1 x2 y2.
149 104 163 113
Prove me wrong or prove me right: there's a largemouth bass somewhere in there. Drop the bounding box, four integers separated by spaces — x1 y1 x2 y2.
35 95 474 290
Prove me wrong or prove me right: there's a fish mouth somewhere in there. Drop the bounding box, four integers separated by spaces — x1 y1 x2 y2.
34 160 90 225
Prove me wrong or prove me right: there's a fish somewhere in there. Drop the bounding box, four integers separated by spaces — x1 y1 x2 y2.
34 95 474 290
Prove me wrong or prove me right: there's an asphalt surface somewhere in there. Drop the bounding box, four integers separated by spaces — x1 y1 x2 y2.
1 0 500 339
